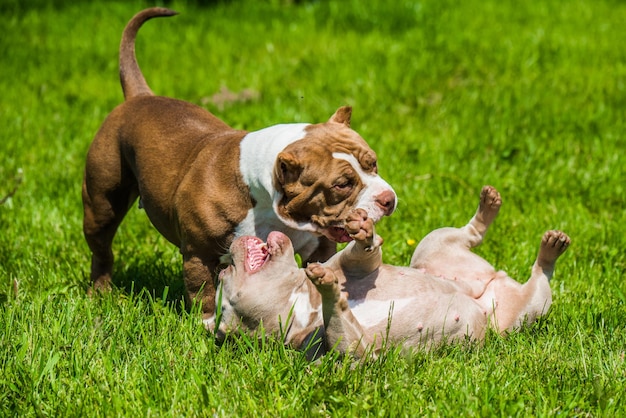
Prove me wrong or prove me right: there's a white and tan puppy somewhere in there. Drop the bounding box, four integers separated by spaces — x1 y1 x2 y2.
216 186 570 357
82 8 397 322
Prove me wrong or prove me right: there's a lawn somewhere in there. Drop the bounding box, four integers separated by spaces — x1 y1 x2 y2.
1 0 625 415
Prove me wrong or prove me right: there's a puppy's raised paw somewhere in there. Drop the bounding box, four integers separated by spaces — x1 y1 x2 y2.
305 263 338 288
539 230 570 262
478 185 502 225
345 208 374 243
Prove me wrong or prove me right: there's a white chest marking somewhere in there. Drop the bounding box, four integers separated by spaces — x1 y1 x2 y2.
235 124 321 259
239 123 309 205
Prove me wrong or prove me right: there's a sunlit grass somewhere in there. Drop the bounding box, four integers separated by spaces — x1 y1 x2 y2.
1 0 625 415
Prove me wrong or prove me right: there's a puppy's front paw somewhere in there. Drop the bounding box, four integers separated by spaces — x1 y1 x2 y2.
345 209 374 243
305 263 338 288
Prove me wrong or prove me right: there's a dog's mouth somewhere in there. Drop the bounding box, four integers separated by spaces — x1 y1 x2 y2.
244 237 270 273
310 215 354 243
325 226 354 243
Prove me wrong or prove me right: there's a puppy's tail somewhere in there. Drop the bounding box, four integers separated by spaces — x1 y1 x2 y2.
119 7 178 100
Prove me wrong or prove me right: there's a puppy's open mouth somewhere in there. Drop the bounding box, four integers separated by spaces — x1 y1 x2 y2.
326 226 353 243
245 237 269 273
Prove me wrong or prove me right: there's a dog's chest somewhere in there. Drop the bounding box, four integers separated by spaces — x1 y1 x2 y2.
235 124 321 259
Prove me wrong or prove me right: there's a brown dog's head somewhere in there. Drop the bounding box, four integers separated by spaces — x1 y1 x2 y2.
216 232 320 338
273 107 397 243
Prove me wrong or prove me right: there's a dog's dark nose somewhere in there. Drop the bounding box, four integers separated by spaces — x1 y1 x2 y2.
375 190 397 216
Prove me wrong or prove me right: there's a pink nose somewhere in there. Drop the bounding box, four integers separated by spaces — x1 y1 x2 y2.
375 190 396 216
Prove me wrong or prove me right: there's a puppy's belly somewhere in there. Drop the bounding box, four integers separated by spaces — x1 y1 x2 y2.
348 297 415 328
349 295 486 343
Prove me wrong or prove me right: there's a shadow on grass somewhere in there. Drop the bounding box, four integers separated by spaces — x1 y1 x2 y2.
111 257 188 312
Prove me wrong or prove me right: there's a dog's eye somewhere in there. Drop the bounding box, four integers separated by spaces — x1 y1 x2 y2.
333 180 353 192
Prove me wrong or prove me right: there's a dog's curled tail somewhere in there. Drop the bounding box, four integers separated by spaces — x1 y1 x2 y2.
120 7 178 100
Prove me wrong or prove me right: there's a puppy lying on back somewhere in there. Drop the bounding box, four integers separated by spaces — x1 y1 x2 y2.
215 186 570 357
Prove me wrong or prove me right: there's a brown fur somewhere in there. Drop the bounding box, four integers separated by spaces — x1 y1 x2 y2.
83 8 395 318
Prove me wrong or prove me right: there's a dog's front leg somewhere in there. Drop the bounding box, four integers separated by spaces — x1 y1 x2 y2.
306 263 376 358
182 253 218 321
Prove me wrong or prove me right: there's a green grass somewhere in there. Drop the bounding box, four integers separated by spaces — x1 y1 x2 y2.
1 0 625 415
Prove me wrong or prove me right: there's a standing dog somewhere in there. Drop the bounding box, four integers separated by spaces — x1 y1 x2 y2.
82 8 397 323
216 186 570 356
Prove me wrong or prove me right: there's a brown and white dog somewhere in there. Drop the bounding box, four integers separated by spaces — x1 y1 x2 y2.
216 186 570 357
81 8 397 324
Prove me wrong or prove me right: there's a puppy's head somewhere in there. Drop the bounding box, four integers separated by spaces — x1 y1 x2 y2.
216 232 307 336
273 106 397 243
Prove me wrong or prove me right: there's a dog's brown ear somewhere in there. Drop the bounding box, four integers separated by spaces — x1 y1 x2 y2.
275 152 302 186
329 106 352 127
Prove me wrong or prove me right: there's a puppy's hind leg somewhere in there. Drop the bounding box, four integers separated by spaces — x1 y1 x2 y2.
463 185 502 248
532 230 570 281
520 230 570 324
488 230 570 331
82 151 139 293
410 185 501 271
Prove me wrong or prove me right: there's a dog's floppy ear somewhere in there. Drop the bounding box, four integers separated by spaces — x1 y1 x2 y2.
275 151 302 186
329 106 352 128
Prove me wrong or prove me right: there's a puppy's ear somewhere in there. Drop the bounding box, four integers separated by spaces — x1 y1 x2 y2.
329 106 352 127
275 152 302 186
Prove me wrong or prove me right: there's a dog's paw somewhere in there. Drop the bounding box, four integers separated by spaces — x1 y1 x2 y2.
539 230 570 262
534 230 570 279
345 209 374 242
478 185 502 223
305 263 338 288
